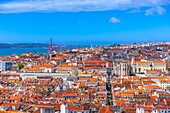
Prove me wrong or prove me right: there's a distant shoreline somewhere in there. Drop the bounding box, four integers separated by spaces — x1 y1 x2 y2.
0 43 49 48
0 44 92 56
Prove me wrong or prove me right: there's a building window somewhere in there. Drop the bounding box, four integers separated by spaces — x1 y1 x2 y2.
139 68 141 72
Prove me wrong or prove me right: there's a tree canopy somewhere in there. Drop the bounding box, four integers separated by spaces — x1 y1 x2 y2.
18 64 24 70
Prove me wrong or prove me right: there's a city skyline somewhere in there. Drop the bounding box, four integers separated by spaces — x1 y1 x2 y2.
0 1 170 112
0 0 169 44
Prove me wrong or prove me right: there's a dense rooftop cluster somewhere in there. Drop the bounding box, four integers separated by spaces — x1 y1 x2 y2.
0 42 170 113
113 76 170 112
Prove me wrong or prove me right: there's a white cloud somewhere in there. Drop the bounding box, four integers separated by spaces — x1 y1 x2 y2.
109 17 121 23
127 8 142 13
0 0 169 13
145 6 166 15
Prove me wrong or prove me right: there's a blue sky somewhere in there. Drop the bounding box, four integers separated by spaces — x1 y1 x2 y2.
0 0 170 45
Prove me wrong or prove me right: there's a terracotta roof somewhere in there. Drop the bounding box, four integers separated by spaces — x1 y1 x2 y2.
99 106 113 113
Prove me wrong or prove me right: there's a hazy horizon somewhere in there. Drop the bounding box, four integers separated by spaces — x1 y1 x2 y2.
0 40 169 45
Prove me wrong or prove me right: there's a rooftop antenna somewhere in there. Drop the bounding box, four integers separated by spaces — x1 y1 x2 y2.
50 38 52 46
48 38 53 53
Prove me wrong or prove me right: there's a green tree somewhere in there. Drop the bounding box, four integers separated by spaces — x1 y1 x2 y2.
18 64 24 70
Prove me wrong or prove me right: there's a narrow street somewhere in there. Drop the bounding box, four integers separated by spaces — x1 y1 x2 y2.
106 68 113 105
